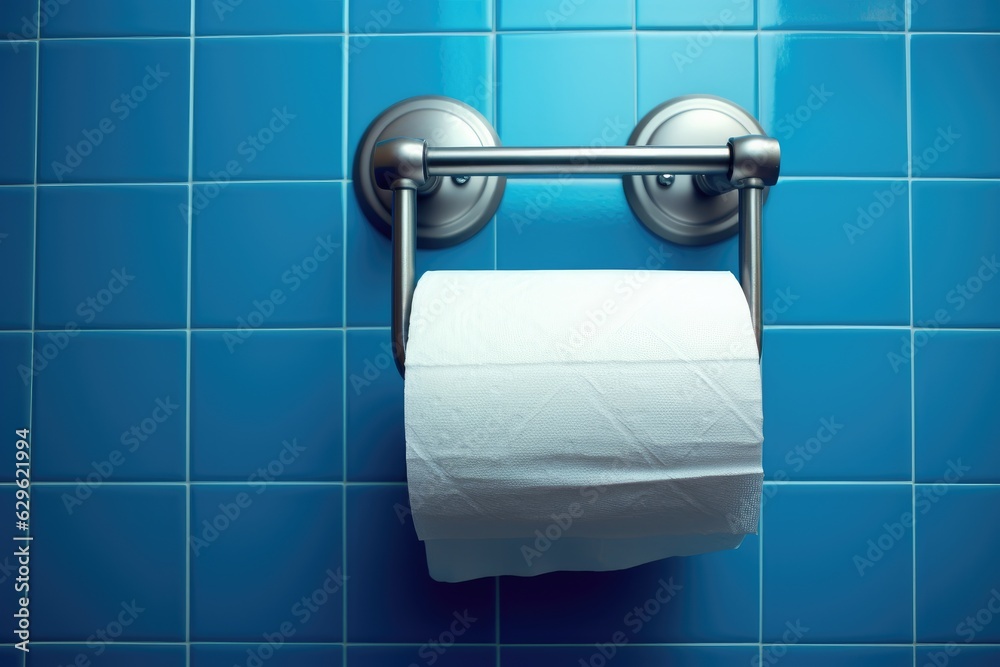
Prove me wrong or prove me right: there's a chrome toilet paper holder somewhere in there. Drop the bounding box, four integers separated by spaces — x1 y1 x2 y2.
354 95 780 376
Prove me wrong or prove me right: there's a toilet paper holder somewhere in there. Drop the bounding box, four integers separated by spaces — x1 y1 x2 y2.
354 95 780 376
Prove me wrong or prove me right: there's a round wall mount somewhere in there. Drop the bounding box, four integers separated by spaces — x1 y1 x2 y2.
354 96 505 248
623 95 768 246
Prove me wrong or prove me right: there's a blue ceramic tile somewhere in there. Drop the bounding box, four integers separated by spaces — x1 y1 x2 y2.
916 332 1000 483
764 180 910 325
911 1 1000 32
191 182 343 328
760 0 904 30
0 647 22 667
346 329 404 482
637 0 755 28
774 646 913 666
496 179 738 273
760 34 906 176
42 1 191 36
762 484 913 642
502 646 759 667
911 36 1000 178
196 0 344 35
346 485 495 643
28 645 186 667
501 536 759 642
36 186 188 329
763 329 911 481
191 330 343 481
0 0 36 37
498 33 633 146
0 187 33 328
192 645 343 667
38 40 190 183
0 43 36 184
347 35 492 170
498 0 631 29
352 0 491 31
194 37 343 180
348 646 493 667
345 191 495 326
916 486 1000 642
190 484 343 641
917 647 1000 667
0 488 20 639
637 33 756 120
0 335 30 482
31 332 187 481
32 484 186 640
913 183 1000 327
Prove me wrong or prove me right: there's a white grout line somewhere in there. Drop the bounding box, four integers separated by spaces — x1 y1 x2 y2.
342 3 350 661
185 0 195 663
905 0 918 651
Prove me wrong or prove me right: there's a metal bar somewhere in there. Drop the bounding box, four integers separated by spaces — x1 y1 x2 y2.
390 143 769 376
738 181 764 355
391 186 417 377
426 146 732 177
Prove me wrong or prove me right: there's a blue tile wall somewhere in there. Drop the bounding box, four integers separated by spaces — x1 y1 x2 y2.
196 0 345 36
0 43 36 184
759 0 905 30
498 0 632 30
4 2 998 664
0 188 34 327
39 1 191 37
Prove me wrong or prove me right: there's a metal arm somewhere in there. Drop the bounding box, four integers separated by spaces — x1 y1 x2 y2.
377 137 780 377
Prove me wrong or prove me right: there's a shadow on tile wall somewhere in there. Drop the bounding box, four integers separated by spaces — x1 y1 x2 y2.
0 0 998 665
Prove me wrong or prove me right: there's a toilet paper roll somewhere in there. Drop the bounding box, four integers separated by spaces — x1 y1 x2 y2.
404 269 762 582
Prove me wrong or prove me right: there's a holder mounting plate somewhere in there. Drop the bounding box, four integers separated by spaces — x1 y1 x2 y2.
354 96 505 248
624 95 768 246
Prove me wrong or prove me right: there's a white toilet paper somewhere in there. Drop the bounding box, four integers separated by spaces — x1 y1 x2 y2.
404 269 762 582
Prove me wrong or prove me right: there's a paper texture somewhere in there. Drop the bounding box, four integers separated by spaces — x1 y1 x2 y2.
404 270 763 582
